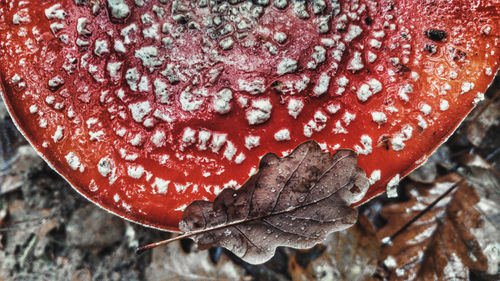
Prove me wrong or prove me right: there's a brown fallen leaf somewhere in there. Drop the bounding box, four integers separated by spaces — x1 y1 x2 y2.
457 154 500 277
181 141 370 264
139 141 369 264
377 173 500 280
407 145 452 184
465 84 500 147
289 215 380 281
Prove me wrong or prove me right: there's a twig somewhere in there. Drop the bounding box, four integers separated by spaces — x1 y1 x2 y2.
0 214 56 233
381 179 464 245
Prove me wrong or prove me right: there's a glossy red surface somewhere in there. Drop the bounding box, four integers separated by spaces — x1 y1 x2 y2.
0 0 498 230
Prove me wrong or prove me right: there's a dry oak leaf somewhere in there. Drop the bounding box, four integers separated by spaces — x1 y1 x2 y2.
377 173 500 280
178 141 370 264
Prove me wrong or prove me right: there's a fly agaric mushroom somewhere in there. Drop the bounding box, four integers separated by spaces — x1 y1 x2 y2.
0 0 498 231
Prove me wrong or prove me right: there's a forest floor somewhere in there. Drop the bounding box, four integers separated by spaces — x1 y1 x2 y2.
0 74 499 281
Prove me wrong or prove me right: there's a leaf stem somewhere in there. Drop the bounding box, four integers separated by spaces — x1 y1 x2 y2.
136 233 193 255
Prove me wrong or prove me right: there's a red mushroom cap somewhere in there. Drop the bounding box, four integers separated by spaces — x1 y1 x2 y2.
0 0 498 231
